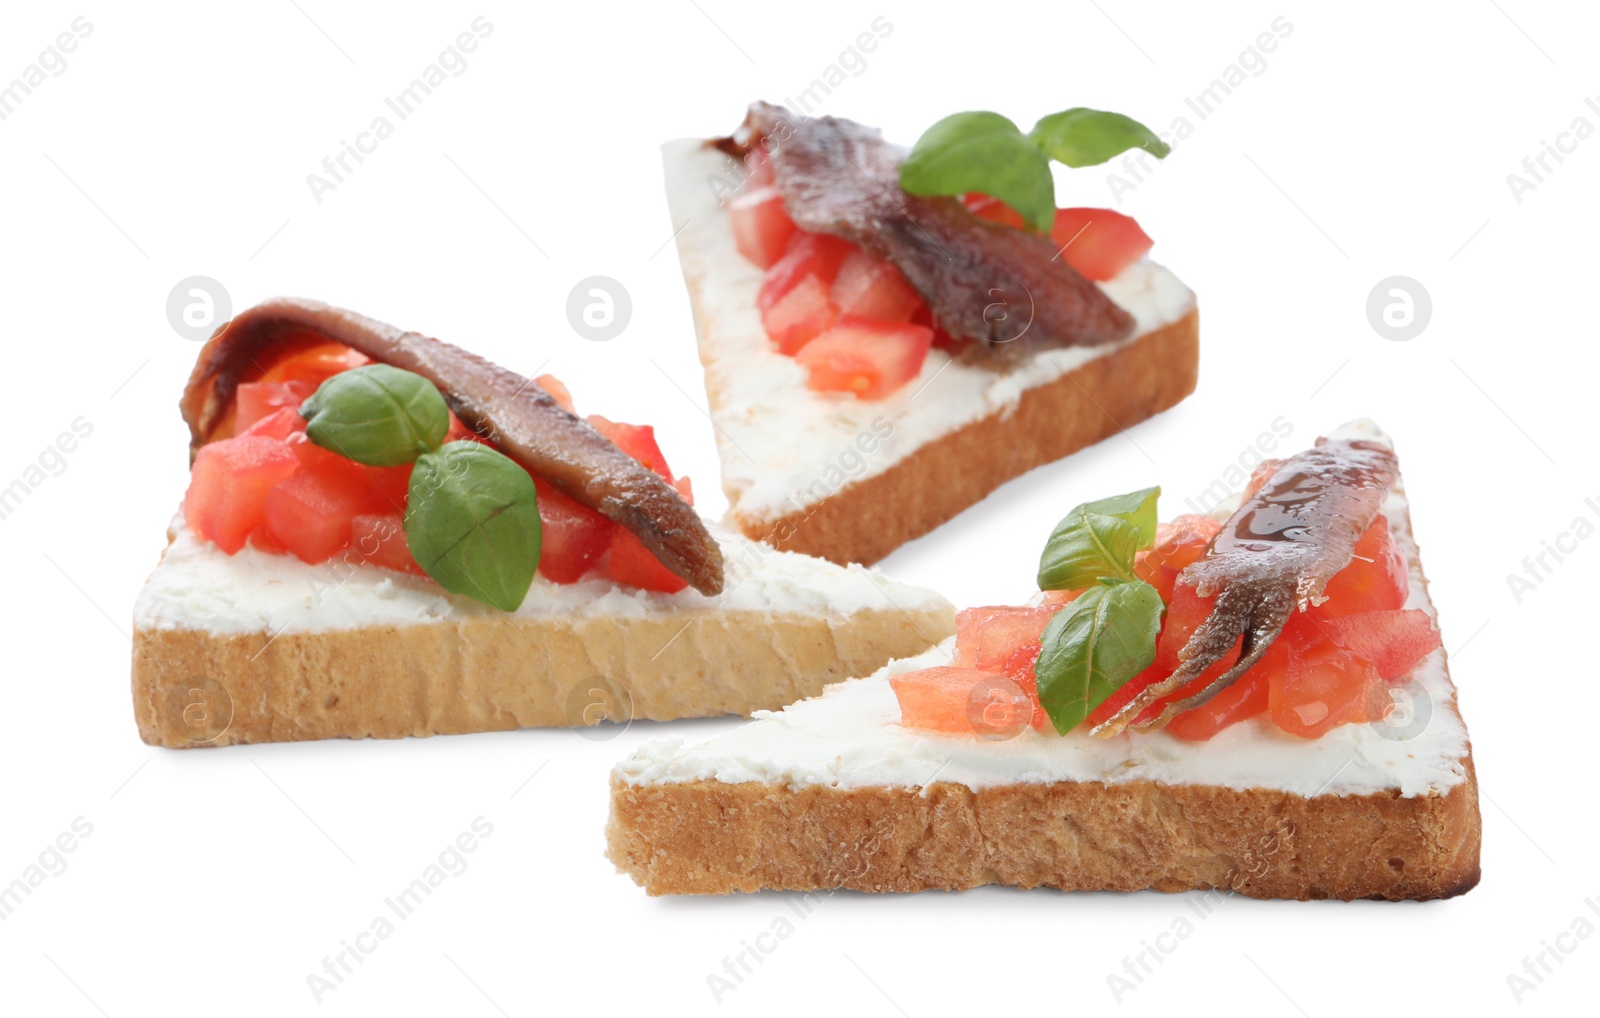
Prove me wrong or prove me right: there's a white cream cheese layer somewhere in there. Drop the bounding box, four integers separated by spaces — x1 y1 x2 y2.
615 423 1471 798
133 516 952 636
663 139 1197 525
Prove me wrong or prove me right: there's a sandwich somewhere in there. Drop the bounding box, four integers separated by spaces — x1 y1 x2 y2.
608 421 1481 900
665 102 1198 565
131 299 953 747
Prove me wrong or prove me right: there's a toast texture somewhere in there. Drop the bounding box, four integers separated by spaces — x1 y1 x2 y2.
720 309 1199 564
132 606 951 749
607 759 1480 901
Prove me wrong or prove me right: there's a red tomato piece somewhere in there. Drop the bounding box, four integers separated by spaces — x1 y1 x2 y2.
350 513 425 575
263 453 377 564
603 526 688 593
762 273 838 355
260 340 370 387
1049 208 1154 282
1269 641 1384 739
1039 588 1085 607
1164 641 1281 741
829 248 925 322
1318 608 1441 680
954 605 1059 675
728 186 796 269
961 193 1026 230
587 415 673 479
240 405 307 442
1134 514 1222 602
183 436 301 554
672 475 694 506
759 231 853 312
235 380 316 432
534 374 575 413
890 666 1032 736
531 477 613 584
796 318 933 400
1317 516 1407 615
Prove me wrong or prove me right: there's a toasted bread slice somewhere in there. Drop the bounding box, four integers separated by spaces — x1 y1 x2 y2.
607 424 1481 900
664 139 1199 566
132 518 953 748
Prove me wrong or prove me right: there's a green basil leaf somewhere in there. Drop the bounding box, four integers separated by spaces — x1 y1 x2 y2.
1034 580 1165 734
302 364 450 467
1037 486 1160 589
1076 485 1160 546
1028 108 1171 169
404 442 541 611
1037 512 1141 589
899 111 1056 233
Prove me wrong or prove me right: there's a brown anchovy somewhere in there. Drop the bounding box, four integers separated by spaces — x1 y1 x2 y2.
1092 436 1400 737
180 298 724 596
735 102 1135 365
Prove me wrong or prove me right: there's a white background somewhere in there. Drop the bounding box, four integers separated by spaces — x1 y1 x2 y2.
1 1 1595 1014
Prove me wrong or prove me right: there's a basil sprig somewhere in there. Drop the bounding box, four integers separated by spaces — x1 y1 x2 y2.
300 364 541 611
899 107 1169 233
405 442 541 612
1033 486 1166 734
301 364 450 466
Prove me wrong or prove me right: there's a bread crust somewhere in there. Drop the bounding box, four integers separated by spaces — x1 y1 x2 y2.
132 604 953 748
606 754 1481 901
716 308 1199 565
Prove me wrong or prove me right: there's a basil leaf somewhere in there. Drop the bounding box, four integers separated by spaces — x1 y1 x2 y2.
1037 486 1160 589
1028 108 1171 169
1034 581 1165 734
302 364 450 467
1076 485 1160 546
899 111 1056 233
1037 512 1142 589
404 442 541 611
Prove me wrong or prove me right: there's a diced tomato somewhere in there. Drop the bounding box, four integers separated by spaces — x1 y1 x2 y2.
829 249 925 322
762 273 838 355
1134 514 1222 602
350 512 425 575
259 340 370 387
1269 641 1384 739
891 666 1031 736
961 193 1027 230
262 447 394 564
263 469 370 564
247 524 288 556
759 231 852 312
587 415 673 479
1319 609 1441 680
1039 588 1085 607
954 605 1060 730
1165 642 1280 741
531 477 613 584
535 374 575 413
240 405 307 442
183 436 301 554
1049 208 1154 282
796 318 933 400
235 380 316 432
673 475 694 505
1317 516 1407 615
728 185 796 269
955 605 1058 675
604 526 688 593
